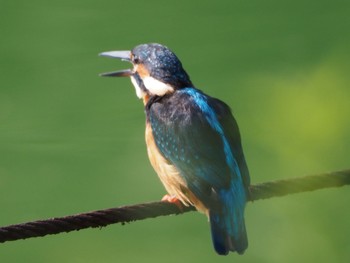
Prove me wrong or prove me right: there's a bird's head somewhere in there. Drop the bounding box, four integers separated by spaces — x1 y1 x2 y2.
100 43 193 100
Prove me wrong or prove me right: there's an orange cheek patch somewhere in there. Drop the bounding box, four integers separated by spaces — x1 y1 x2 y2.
136 64 150 78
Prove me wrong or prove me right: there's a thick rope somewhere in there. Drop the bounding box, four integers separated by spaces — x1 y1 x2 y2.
0 169 349 243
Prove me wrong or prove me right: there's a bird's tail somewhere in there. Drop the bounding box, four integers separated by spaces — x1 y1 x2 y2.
209 185 248 255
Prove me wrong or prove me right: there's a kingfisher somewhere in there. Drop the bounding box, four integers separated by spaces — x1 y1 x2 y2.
99 43 250 255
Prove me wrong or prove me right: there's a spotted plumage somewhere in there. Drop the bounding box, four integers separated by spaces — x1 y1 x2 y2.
100 43 250 255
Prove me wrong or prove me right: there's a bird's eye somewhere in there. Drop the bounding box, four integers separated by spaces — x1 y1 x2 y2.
133 56 140 64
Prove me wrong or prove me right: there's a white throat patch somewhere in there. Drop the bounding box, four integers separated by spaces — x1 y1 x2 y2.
143 76 174 96
130 76 145 99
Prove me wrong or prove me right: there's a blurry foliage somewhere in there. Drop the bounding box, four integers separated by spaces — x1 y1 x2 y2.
0 0 349 262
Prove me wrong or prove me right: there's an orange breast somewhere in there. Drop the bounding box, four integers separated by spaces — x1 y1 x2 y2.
145 122 208 215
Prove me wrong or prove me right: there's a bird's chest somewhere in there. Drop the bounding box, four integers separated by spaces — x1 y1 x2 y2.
145 122 194 206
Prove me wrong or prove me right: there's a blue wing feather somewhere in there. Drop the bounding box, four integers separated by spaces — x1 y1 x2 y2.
147 87 250 254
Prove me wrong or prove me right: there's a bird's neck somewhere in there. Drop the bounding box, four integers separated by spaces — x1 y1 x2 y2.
144 94 164 110
142 94 151 105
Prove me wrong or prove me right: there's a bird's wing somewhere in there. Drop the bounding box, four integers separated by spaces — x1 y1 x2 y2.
148 88 248 207
214 100 251 193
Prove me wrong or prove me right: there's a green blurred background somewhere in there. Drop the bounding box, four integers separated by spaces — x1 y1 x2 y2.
1 0 349 262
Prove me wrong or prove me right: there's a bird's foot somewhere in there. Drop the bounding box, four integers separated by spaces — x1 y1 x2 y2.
161 194 184 211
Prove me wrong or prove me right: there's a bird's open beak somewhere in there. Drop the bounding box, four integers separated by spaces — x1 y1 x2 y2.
99 50 133 77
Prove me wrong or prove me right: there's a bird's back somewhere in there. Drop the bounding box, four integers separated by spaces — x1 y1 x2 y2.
146 87 250 254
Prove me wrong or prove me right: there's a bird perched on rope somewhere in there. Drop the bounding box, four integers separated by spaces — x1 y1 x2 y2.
99 43 250 255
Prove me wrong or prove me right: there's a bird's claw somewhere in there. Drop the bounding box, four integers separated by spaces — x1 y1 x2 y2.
161 194 184 211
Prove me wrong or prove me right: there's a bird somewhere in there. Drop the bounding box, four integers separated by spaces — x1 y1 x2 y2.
99 43 251 255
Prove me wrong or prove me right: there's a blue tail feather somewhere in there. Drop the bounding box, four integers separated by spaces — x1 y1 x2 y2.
209 210 248 255
209 183 248 255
